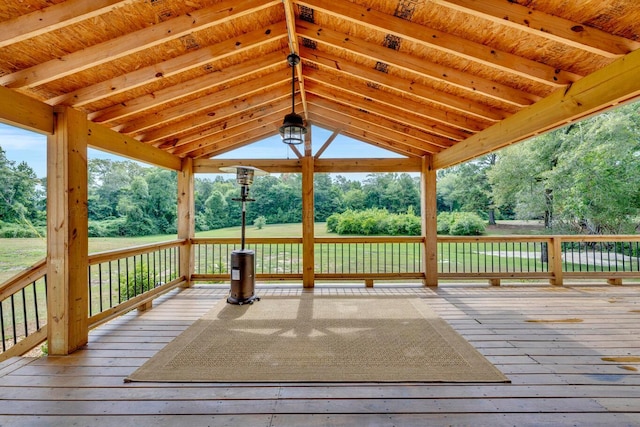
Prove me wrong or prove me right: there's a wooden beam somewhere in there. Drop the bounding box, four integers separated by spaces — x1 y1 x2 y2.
86 122 181 171
314 129 340 159
310 115 428 158
301 139 314 288
433 0 640 58
421 155 438 287
296 20 538 107
0 0 135 48
157 100 291 150
282 0 309 121
90 49 288 123
0 0 281 88
194 159 302 174
301 46 507 122
194 157 422 174
305 81 468 141
177 158 195 287
306 94 454 149
121 69 290 135
298 0 581 86
138 85 290 144
308 101 447 153
49 23 288 107
46 106 89 355
0 85 53 134
170 108 289 157
304 66 490 134
191 127 278 159
315 158 422 173
433 48 640 169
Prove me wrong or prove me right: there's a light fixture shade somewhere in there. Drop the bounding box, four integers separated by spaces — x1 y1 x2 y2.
279 112 307 145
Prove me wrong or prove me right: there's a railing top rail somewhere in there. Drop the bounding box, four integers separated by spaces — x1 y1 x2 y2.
193 237 303 244
438 235 553 242
556 235 640 242
315 236 425 244
88 239 186 265
0 258 47 301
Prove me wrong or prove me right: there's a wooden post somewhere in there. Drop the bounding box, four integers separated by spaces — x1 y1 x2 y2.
549 237 564 286
177 157 195 287
302 134 315 288
421 155 438 287
46 106 89 355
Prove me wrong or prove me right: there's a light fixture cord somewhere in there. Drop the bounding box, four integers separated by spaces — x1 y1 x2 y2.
291 58 296 114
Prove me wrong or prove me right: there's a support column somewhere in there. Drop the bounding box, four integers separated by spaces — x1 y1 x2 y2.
549 236 564 286
177 157 195 287
421 155 438 287
302 135 315 288
46 106 89 355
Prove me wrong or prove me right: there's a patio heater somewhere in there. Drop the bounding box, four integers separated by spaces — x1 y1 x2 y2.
219 165 268 305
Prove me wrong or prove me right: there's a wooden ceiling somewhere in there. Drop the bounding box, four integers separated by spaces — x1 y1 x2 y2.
1 0 640 170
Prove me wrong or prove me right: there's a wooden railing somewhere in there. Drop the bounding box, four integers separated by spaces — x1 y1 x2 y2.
0 260 48 361
87 240 186 327
0 239 187 361
1 234 638 360
193 235 640 285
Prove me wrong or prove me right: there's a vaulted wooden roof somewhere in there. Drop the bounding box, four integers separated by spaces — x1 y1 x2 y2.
1 0 640 170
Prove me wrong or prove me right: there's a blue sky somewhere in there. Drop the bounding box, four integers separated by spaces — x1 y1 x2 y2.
0 123 402 179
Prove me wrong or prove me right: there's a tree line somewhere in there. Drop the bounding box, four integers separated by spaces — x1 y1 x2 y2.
0 102 638 237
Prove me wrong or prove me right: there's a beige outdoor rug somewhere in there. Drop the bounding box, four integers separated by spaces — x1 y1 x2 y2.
126 294 509 383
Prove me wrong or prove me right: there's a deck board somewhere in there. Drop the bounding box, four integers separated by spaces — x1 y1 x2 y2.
1 284 640 426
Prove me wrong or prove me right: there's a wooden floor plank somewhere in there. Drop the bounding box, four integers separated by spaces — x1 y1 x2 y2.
2 283 640 425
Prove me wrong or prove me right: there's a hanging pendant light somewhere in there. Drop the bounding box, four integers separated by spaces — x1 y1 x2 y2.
279 53 307 145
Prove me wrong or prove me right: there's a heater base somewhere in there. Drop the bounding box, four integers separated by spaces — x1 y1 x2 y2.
227 250 259 305
226 294 260 305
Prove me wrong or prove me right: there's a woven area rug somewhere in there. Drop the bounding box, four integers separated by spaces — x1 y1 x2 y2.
125 294 509 383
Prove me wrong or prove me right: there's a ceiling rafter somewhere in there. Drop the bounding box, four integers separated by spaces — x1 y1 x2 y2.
295 20 539 107
308 103 444 154
155 100 291 151
0 0 281 89
433 0 640 58
119 69 290 135
304 79 470 141
306 94 453 149
296 0 582 86
171 109 287 157
138 85 292 144
0 0 136 48
91 50 288 123
304 66 488 134
301 46 507 122
191 126 280 159
49 23 289 107
311 114 428 158
283 0 309 122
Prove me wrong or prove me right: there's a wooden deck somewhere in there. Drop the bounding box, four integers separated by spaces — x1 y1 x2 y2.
2 283 640 426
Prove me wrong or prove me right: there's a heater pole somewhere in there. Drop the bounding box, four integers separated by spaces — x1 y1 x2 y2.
240 185 248 250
